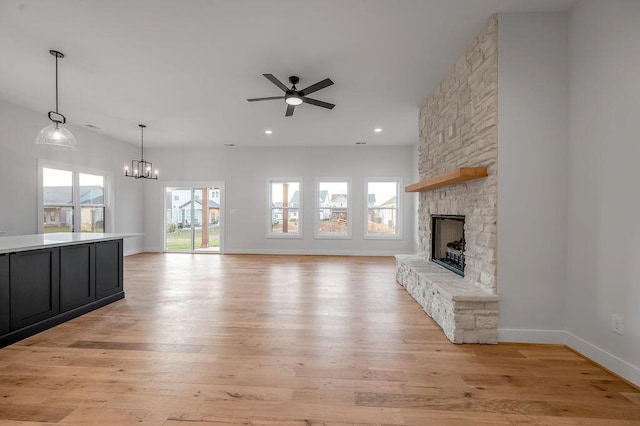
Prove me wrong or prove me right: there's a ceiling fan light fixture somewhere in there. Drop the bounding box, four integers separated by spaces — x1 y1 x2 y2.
248 74 334 117
285 94 303 106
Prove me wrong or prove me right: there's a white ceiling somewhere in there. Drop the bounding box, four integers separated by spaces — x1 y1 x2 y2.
0 0 577 148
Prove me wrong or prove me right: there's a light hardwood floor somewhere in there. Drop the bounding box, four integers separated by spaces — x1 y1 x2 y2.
0 253 638 425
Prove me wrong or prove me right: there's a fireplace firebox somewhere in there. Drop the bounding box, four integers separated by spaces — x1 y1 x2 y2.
431 215 465 276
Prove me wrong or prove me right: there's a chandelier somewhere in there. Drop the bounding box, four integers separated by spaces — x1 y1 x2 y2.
124 124 158 179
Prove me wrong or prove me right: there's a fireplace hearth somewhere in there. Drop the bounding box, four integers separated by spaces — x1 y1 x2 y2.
431 215 465 276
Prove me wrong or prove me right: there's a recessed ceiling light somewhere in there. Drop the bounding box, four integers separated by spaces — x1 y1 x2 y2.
265 130 273 134
224 143 235 147
374 128 382 133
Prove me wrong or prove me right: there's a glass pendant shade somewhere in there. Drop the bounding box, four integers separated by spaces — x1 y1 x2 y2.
35 122 78 150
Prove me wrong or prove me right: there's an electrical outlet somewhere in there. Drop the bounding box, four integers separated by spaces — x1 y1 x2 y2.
612 314 624 335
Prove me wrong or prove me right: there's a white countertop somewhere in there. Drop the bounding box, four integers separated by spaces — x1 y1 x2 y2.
0 233 141 254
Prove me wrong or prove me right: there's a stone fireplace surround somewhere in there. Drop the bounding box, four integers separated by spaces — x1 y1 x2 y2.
395 16 499 344
396 254 499 343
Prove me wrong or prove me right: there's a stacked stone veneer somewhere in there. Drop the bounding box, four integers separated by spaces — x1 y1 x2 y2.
396 16 499 343
396 255 499 343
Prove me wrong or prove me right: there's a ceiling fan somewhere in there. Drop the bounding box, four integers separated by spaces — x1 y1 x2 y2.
247 74 335 117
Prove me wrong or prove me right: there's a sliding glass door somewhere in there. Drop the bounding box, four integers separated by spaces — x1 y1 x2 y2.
164 186 222 252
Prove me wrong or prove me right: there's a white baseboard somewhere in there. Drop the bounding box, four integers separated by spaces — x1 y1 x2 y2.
498 328 567 344
498 328 640 387
123 247 145 256
564 332 640 388
141 247 412 256
223 248 411 256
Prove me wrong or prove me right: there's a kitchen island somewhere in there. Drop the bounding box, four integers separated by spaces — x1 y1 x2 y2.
0 233 136 347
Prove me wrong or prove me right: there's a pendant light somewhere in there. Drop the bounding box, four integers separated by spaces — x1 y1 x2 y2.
124 124 158 180
35 50 78 150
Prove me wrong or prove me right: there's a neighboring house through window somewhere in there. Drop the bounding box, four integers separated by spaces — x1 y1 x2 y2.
268 179 302 237
365 178 401 238
315 178 351 238
40 163 110 233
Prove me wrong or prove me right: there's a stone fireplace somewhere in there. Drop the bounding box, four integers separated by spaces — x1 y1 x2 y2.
396 15 499 344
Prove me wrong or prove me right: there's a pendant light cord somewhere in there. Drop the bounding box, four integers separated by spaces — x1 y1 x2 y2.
47 50 66 125
140 125 145 162
54 53 59 114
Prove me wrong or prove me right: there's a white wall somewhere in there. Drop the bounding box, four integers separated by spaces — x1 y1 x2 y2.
566 0 640 385
0 99 145 254
143 145 416 255
497 12 569 340
497 3 640 386
411 143 419 253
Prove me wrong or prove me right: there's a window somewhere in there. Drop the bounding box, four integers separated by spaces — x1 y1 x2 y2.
42 168 74 232
315 178 351 238
365 178 400 238
40 164 109 233
165 185 222 252
267 179 302 238
79 173 105 232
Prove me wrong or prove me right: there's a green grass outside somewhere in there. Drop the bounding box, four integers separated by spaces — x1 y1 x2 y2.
44 226 73 233
166 226 220 250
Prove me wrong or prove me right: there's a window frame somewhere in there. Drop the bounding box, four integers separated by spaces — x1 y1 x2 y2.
314 177 352 240
363 177 402 240
266 178 303 239
38 160 113 234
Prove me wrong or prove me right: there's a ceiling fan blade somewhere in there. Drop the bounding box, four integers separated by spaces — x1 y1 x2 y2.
263 74 289 92
285 104 295 117
302 97 335 109
247 96 285 102
299 78 334 96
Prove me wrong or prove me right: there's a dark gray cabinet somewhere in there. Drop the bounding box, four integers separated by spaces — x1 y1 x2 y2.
0 254 9 335
60 243 96 313
10 248 60 330
96 240 123 299
0 239 124 347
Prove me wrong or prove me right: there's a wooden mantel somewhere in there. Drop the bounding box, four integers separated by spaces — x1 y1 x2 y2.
405 167 488 192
